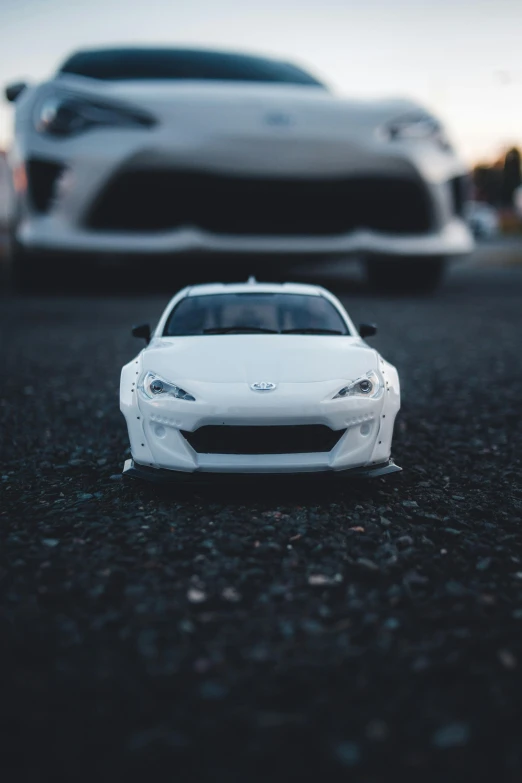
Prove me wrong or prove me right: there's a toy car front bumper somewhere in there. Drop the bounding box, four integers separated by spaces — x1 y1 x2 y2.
122 457 401 483
121 388 400 475
121 353 401 475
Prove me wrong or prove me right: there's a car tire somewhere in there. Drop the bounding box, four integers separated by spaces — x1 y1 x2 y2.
365 257 446 294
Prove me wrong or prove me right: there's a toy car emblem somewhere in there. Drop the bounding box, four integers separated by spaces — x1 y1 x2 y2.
250 381 277 391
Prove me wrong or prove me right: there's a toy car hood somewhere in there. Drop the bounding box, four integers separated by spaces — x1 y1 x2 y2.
141 335 378 385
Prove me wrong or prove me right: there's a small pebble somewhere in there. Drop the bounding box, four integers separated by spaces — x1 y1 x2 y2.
357 558 379 572
334 741 360 767
431 722 470 749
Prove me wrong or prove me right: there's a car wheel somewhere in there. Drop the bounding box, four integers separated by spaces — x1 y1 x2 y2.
365 257 446 294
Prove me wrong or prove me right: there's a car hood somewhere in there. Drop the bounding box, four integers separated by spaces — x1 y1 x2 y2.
52 74 419 135
142 335 378 385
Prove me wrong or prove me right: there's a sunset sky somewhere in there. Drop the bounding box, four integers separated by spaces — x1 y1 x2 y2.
1 0 521 163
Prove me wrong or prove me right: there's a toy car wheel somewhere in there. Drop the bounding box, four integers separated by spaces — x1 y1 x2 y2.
365 257 446 294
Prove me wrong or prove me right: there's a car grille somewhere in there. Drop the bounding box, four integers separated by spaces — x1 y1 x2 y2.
181 425 346 455
87 170 432 235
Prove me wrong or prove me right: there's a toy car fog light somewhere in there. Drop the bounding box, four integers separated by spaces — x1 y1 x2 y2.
140 371 195 401
334 370 382 400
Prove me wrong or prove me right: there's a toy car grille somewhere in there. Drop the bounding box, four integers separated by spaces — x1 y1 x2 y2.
181 425 346 455
87 170 432 236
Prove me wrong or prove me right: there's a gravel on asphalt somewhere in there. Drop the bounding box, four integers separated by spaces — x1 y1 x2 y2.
1 264 522 782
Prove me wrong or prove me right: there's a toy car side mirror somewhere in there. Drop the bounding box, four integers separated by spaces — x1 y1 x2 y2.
358 323 377 338
132 323 151 344
5 82 27 103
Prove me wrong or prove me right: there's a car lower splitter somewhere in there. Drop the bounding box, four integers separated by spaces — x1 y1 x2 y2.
122 457 402 484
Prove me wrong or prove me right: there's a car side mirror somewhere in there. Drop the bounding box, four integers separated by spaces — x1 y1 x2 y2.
358 323 377 338
132 323 151 344
5 82 27 103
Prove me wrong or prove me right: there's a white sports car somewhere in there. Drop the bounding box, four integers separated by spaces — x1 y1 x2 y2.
5 46 472 291
120 279 401 481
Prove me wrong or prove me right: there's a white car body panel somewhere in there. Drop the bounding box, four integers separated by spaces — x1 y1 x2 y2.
7 51 473 261
120 281 401 475
18 214 472 258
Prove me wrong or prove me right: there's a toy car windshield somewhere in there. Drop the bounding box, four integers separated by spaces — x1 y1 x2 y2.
163 293 350 336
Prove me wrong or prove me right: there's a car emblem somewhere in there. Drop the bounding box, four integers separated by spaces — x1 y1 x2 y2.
264 112 293 127
250 381 277 392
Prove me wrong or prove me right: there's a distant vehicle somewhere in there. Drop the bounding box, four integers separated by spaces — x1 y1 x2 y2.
514 186 522 219
0 151 11 229
466 201 499 239
121 279 401 481
5 46 473 291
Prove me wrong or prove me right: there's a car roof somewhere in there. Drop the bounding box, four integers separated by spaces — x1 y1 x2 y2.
185 281 326 297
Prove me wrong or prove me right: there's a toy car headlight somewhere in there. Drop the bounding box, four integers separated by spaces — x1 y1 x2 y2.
334 370 383 399
140 371 195 401
35 92 155 137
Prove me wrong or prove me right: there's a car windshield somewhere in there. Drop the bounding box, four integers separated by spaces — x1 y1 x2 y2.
58 48 325 87
164 293 349 336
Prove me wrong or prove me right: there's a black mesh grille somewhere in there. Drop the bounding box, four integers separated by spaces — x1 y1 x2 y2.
27 158 64 213
88 170 432 235
181 425 345 455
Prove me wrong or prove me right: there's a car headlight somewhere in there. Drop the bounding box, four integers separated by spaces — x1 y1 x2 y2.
139 371 195 401
334 370 383 400
381 112 452 150
35 93 155 137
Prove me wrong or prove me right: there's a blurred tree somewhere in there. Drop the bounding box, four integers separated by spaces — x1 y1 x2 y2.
502 148 521 207
473 164 502 205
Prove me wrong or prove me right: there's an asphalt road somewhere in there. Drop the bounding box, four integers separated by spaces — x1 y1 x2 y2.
1 259 522 782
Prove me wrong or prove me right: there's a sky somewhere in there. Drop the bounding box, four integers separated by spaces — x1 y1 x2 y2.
1 0 521 163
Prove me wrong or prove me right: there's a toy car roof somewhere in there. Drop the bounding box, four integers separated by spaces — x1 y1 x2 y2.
184 280 327 297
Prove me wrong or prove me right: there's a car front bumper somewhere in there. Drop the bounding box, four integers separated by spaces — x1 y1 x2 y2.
15 116 474 258
18 215 473 258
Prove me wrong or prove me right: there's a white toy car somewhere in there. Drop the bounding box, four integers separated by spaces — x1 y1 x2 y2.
5 46 473 292
120 280 401 481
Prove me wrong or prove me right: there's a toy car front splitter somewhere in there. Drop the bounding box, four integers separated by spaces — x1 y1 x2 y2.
122 457 402 484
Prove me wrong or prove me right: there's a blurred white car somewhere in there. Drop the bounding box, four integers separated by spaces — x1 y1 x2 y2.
5 46 473 290
0 152 12 228
465 201 499 239
120 279 401 481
